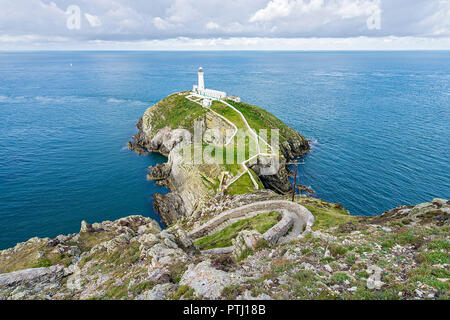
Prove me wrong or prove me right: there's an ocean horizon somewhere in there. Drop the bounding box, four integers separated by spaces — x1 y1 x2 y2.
0 50 449 249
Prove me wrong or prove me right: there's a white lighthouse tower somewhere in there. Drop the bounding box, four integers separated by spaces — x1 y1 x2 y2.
192 67 226 100
198 67 205 91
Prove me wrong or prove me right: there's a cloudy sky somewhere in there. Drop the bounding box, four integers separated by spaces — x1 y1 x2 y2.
0 0 449 50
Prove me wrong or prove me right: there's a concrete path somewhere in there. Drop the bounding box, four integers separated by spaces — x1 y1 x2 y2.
189 200 314 255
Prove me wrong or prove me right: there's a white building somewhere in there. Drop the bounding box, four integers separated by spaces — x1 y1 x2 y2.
192 67 226 100
228 95 241 103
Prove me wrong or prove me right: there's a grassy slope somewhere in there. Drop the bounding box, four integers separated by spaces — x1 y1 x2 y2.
195 211 281 250
144 94 209 136
294 197 356 231
211 101 247 129
0 231 117 274
226 172 256 195
172 98 264 194
226 100 305 143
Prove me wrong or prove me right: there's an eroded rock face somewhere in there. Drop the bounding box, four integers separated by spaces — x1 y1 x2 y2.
153 193 187 226
131 119 226 224
232 230 263 260
280 137 310 161
0 266 65 300
180 260 243 299
250 157 292 194
372 198 450 226
147 163 170 181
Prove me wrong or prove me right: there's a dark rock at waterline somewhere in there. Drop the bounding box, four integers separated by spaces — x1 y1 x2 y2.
153 192 187 226
250 158 292 194
147 163 170 181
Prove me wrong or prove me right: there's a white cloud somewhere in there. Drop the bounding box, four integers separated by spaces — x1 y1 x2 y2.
1 34 449 51
153 17 174 30
0 34 68 43
249 0 380 22
0 0 448 49
336 0 380 19
206 22 220 30
250 0 296 22
165 0 198 23
422 0 450 36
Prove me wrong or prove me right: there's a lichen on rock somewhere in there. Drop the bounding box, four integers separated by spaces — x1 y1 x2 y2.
0 198 448 300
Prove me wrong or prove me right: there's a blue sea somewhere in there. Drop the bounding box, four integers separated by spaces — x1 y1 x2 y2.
0 51 449 249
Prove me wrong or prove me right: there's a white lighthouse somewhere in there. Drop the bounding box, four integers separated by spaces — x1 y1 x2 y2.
198 67 205 91
192 67 226 100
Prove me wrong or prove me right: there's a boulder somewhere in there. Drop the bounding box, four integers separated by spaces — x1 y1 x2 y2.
180 260 243 299
137 283 176 300
0 265 65 290
0 266 65 299
232 230 263 260
80 221 94 233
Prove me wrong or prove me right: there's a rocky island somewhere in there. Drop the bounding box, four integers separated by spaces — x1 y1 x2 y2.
0 90 448 300
128 91 310 225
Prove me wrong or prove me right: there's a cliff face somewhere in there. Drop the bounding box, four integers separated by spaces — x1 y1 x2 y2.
130 98 236 225
1 198 448 300
128 93 310 225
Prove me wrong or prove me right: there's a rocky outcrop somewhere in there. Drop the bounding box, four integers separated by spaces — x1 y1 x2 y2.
370 197 449 226
137 283 176 300
153 192 186 226
130 112 229 224
147 163 170 181
0 198 448 300
250 157 292 194
280 138 310 161
180 260 243 299
0 266 65 300
232 230 264 260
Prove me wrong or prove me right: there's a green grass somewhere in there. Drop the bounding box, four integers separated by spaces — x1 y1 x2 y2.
199 173 221 193
181 139 257 167
299 200 354 231
129 281 156 296
226 171 258 195
355 246 372 254
236 247 255 262
32 257 53 268
194 211 281 250
222 285 244 300
418 250 450 265
188 140 257 166
408 266 449 291
226 100 306 144
167 285 194 300
426 239 450 251
102 281 130 300
331 272 350 284
329 244 349 257
211 101 247 129
169 262 188 283
249 169 265 189
293 270 317 282
143 94 209 135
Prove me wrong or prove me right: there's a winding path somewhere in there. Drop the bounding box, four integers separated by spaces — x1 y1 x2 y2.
183 94 315 254
188 200 315 254
186 94 276 191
